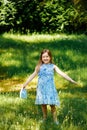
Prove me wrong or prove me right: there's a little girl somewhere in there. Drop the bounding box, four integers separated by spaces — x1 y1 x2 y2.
22 49 77 124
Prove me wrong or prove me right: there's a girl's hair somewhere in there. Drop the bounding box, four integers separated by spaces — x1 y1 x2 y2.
35 49 53 72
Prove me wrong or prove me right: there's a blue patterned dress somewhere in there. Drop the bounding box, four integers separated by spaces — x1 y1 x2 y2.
35 63 60 106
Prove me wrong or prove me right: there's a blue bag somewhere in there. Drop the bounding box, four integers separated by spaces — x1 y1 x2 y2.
20 88 27 99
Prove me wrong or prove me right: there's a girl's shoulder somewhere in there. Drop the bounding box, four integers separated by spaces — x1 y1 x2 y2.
49 63 56 69
52 64 58 69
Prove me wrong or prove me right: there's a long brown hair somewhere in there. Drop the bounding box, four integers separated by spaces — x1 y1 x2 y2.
35 49 53 72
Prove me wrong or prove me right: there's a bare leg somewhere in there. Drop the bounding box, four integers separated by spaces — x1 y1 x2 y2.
50 105 58 122
41 104 47 120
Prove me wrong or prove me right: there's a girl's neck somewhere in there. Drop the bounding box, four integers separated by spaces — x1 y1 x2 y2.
43 62 51 64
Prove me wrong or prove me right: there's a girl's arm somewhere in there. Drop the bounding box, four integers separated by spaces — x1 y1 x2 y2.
23 69 38 88
54 65 77 84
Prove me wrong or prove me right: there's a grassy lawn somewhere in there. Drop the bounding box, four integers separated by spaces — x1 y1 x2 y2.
0 33 87 130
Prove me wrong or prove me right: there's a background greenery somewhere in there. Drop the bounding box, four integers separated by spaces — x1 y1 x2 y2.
0 33 87 130
0 0 87 34
0 0 87 129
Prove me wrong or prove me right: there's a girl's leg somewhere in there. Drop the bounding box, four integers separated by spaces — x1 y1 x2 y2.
41 104 47 120
50 105 58 122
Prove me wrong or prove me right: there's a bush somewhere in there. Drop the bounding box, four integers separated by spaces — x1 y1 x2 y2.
0 0 87 34
0 0 16 33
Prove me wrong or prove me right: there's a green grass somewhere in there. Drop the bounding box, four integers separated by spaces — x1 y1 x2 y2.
0 33 87 130
0 91 87 130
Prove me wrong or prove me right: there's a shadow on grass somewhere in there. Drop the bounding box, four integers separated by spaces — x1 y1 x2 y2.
59 97 87 126
0 34 87 129
60 85 87 94
0 34 87 79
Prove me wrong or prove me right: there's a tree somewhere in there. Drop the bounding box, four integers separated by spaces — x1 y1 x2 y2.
71 0 87 33
0 0 16 33
0 0 87 34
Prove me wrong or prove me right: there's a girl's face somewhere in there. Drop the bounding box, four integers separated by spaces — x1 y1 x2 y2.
42 52 51 64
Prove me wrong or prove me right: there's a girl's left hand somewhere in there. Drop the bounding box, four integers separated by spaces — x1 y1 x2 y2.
71 80 78 85
74 81 82 87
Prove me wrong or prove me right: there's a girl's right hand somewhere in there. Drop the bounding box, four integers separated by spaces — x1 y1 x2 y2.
22 85 25 89
73 81 82 86
21 84 25 89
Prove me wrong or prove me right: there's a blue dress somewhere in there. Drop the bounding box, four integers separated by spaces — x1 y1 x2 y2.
35 63 60 106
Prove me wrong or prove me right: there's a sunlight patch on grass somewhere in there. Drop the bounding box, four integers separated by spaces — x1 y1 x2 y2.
1 56 21 67
0 78 23 92
0 49 22 67
66 50 86 64
0 95 20 104
0 77 37 92
3 33 68 43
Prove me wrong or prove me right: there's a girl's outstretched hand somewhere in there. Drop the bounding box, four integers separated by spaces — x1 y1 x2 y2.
73 81 82 87
74 81 79 85
20 84 25 89
71 80 78 85
77 82 83 87
22 85 26 89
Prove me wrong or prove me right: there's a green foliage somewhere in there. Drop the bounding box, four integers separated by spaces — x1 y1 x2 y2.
0 0 16 33
0 0 87 33
0 90 87 129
